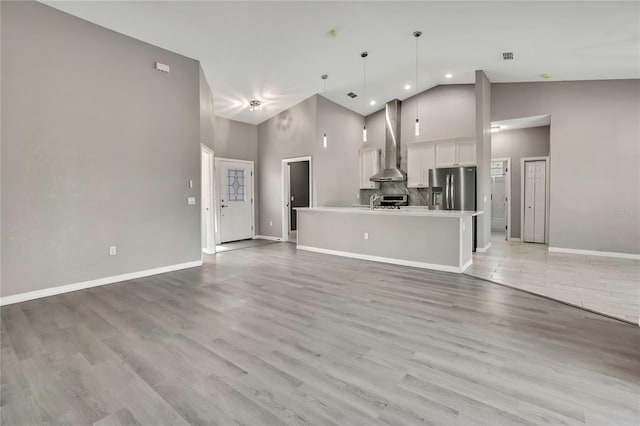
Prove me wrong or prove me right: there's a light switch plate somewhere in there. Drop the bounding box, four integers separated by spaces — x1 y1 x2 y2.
188 197 196 205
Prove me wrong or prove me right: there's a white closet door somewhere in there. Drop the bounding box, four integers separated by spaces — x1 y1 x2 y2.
523 160 546 243
533 161 546 243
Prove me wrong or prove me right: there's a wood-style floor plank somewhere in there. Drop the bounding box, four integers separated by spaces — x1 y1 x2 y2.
1 242 639 425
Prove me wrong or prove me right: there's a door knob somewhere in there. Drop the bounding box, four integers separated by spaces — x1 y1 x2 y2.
221 205 228 208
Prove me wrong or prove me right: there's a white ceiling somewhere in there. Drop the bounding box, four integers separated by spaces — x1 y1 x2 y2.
492 114 551 131
43 1 640 125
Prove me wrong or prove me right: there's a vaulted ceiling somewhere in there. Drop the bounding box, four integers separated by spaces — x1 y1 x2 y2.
43 1 640 125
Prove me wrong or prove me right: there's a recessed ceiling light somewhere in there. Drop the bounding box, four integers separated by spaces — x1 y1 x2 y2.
445 73 453 79
370 100 376 106
404 84 411 90
491 126 501 133
540 73 552 79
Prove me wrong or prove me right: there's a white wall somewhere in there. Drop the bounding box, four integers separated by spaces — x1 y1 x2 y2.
475 71 492 250
492 80 640 255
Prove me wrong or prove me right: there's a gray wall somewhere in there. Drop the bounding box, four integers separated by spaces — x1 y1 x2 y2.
492 126 551 239
213 116 258 163
492 80 640 254
364 84 476 172
257 95 363 237
475 71 492 249
1 2 201 297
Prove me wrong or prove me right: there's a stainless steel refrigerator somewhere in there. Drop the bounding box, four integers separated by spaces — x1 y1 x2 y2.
429 166 478 250
428 166 476 211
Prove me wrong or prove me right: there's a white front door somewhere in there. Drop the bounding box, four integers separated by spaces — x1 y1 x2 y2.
219 160 253 243
524 160 546 243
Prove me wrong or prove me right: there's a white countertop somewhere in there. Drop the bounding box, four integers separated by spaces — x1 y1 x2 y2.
295 207 483 218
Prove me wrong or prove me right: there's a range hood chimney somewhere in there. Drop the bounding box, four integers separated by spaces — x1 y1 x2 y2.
370 99 406 182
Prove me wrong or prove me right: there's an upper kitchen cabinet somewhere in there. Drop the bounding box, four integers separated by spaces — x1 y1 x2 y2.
435 139 476 167
359 147 381 189
407 143 435 188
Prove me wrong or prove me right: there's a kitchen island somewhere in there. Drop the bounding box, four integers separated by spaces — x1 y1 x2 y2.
295 207 482 273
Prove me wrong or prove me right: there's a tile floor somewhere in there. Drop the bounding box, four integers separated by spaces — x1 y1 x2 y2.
466 233 640 325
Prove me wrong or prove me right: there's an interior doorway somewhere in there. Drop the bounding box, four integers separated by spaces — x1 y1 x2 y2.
201 145 215 255
216 158 255 244
521 157 549 244
282 156 312 242
490 158 511 240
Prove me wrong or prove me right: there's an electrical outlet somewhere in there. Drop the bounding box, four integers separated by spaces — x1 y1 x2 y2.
109 246 117 256
270 221 273 226
188 197 196 205
364 232 369 240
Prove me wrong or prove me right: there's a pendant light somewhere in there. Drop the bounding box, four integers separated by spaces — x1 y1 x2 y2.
321 74 328 148
413 31 422 137
361 51 368 142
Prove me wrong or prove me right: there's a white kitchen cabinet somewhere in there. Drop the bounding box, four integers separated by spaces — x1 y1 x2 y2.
407 143 435 188
456 139 476 166
435 142 457 168
359 148 380 189
435 139 476 167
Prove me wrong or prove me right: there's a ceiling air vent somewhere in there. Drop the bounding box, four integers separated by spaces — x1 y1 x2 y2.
347 92 358 98
502 52 514 60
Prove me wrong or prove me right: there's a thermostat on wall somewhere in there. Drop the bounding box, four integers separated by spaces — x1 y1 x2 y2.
155 62 170 73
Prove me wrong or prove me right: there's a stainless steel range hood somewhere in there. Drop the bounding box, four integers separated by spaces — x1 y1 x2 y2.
370 99 406 182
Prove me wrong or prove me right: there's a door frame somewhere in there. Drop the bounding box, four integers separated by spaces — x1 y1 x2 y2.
215 157 255 244
520 156 550 244
491 157 512 241
201 144 216 255
281 156 313 242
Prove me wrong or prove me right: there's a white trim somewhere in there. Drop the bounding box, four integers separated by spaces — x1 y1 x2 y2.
548 247 640 260
0 260 203 306
201 144 216 255
215 158 256 244
476 242 492 253
254 235 282 241
282 156 313 242
297 245 466 273
491 157 511 241
460 259 473 272
520 156 550 244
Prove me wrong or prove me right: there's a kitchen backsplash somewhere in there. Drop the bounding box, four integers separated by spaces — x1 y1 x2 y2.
360 182 429 206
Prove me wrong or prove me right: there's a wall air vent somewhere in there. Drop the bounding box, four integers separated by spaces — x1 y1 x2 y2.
502 52 514 60
347 92 358 98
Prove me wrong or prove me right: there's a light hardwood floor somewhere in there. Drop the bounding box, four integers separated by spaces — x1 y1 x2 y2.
2 242 639 425
466 233 640 324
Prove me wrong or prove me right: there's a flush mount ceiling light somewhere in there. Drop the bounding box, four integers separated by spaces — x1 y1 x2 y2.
491 126 501 133
321 74 328 148
361 51 368 142
413 30 422 137
445 73 453 79
404 84 411 90
370 100 376 106
248 99 262 111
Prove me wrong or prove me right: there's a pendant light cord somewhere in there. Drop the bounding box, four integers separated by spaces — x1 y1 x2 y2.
415 33 419 120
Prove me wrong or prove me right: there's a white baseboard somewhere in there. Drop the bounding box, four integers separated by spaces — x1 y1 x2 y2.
476 242 492 253
202 249 215 255
548 247 640 260
297 245 465 273
461 259 473 272
255 235 282 241
0 260 203 306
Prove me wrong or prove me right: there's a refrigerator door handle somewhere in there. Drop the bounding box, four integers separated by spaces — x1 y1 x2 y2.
451 174 455 209
445 174 450 209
